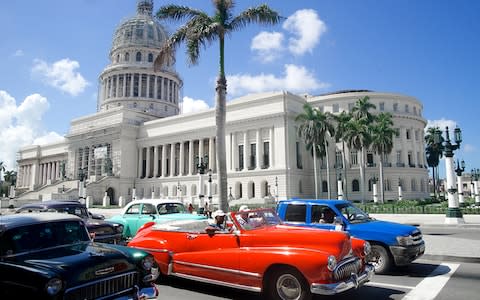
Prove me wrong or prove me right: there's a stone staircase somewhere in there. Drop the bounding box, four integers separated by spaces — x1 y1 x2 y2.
15 180 79 203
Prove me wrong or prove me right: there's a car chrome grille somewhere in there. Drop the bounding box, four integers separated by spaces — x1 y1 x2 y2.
64 271 137 300
411 230 423 245
333 257 362 281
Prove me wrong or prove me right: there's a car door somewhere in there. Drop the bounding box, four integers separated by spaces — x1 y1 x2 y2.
133 203 157 234
121 203 142 237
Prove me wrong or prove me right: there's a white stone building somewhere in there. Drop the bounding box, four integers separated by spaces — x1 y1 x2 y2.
14 0 428 206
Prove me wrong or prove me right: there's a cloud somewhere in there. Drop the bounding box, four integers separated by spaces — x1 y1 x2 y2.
181 96 210 114
251 31 284 63
463 144 475 153
33 132 65 145
0 91 62 170
32 58 89 96
13 49 24 57
426 119 457 133
283 9 327 55
227 64 329 96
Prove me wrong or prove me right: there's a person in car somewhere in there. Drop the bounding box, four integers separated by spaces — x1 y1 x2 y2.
205 210 231 234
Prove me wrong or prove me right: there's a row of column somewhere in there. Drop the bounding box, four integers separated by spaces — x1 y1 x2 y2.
138 137 216 178
101 73 178 104
17 161 62 188
229 128 274 171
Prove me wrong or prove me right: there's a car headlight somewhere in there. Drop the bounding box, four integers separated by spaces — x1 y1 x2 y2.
327 255 337 271
396 235 414 246
45 278 62 295
115 224 124 234
364 241 371 256
142 255 155 270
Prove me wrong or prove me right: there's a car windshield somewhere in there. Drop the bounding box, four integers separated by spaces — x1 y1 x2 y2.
0 220 90 256
18 205 89 218
233 209 282 231
335 203 371 223
157 203 186 214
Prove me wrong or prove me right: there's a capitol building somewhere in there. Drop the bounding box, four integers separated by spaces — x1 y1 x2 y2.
14 0 429 206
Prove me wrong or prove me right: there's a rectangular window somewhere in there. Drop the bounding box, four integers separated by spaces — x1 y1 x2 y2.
149 75 155 98
133 74 139 97
415 130 419 141
111 75 117 98
125 74 132 97
284 204 307 222
367 152 374 167
348 103 354 111
393 103 398 112
408 152 413 166
141 75 147 97
379 102 385 111
238 145 244 170
405 104 409 113
332 104 339 113
397 151 402 163
263 141 270 168
406 129 411 140
250 143 256 169
350 151 358 165
335 151 342 168
156 77 162 99
118 75 124 97
296 142 303 169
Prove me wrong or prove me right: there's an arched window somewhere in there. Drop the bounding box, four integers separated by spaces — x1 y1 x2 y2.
136 51 142 62
368 179 373 192
148 53 153 62
235 182 242 199
322 180 328 193
248 182 255 199
261 180 268 197
125 52 130 61
116 54 120 63
352 180 360 192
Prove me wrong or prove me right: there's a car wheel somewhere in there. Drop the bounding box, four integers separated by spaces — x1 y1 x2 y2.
266 267 311 300
370 245 392 274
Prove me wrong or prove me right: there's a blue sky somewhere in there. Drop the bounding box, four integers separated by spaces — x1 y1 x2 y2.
1 0 479 178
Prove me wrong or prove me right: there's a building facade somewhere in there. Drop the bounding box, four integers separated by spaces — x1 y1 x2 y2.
15 0 428 206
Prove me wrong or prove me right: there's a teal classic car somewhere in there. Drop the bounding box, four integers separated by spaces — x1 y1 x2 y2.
107 199 207 239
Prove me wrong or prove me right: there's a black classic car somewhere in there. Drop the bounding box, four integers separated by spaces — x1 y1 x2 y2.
16 200 124 244
0 213 159 299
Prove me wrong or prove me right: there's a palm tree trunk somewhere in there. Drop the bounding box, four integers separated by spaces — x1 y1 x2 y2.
379 154 385 203
360 148 366 204
325 141 331 199
342 141 348 199
432 166 436 199
313 142 319 198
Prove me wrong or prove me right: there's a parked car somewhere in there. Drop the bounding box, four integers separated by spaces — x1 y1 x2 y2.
16 200 124 244
276 199 426 273
0 212 159 299
107 199 207 239
128 208 374 300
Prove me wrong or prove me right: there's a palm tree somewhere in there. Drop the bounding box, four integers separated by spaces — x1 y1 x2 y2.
3 170 17 185
371 113 397 203
346 96 376 203
333 111 352 199
315 111 335 199
425 127 443 199
154 1 281 212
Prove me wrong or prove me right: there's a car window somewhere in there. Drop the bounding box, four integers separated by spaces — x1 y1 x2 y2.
126 204 141 214
157 203 185 214
142 204 156 215
335 203 369 223
284 204 306 222
311 205 335 223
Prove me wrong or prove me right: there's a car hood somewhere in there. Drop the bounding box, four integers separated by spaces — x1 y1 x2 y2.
241 225 353 258
11 242 140 287
348 219 419 240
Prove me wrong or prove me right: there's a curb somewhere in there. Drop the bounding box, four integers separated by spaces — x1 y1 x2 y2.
422 254 480 264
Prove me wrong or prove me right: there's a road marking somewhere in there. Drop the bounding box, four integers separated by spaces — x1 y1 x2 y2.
403 263 459 300
366 282 415 290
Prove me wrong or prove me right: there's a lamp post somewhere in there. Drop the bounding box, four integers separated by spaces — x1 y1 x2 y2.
207 169 213 205
472 168 480 205
195 154 209 206
132 180 136 201
275 176 279 202
177 181 183 203
78 167 87 202
435 126 464 224
228 186 234 201
337 172 343 200
454 160 465 206
371 175 378 203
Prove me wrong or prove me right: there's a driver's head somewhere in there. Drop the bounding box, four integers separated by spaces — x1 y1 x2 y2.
212 210 226 223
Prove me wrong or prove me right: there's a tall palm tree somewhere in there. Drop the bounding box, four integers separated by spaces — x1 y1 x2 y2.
154 1 281 212
333 111 352 199
3 170 17 185
425 126 443 199
346 96 376 203
296 104 323 198
315 111 335 199
371 113 397 203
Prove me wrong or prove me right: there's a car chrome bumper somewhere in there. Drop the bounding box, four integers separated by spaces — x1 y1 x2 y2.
115 284 158 300
390 241 425 266
310 264 374 295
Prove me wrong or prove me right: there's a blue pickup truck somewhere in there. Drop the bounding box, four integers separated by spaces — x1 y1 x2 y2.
276 199 425 273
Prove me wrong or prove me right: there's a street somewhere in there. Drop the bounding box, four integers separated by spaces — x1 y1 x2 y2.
155 259 480 300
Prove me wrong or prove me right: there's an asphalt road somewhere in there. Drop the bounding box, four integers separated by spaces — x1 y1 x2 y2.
155 259 480 300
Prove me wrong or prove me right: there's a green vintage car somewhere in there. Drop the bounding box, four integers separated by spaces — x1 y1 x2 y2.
0 213 159 299
107 199 207 239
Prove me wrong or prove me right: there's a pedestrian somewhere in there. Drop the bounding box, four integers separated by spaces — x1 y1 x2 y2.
188 203 194 214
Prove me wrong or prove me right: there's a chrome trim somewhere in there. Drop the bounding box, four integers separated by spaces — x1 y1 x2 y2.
310 264 374 295
174 260 261 278
171 272 262 293
64 271 138 299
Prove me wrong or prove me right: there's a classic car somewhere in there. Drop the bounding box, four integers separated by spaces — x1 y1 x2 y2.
107 199 207 239
0 212 159 299
277 199 425 274
128 208 374 300
16 200 124 244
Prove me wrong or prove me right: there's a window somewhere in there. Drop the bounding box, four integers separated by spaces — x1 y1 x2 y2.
133 74 139 97
335 151 342 168
415 130 419 141
367 152 374 166
408 151 413 166
413 106 417 115
148 53 153 62
322 180 328 193
395 128 400 138
141 204 156 215
136 51 142 62
118 75 124 97
298 180 303 194
250 144 256 169
135 26 143 39
141 74 147 97
311 205 329 223
350 151 358 165
406 129 411 140
352 180 360 192
125 74 132 97
296 142 303 169
156 77 162 99
149 75 155 98
332 104 339 113
393 103 398 112
147 24 154 39
379 102 385 111
126 204 141 214
396 151 402 163
238 145 244 170
348 103 354 111
284 204 306 222
263 141 270 168
125 52 130 61
405 104 409 113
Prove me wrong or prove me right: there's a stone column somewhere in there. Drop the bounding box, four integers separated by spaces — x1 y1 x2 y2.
146 146 151 177
269 127 274 168
179 142 184 176
256 129 261 169
337 178 343 200
161 144 167 177
243 132 248 170
373 182 378 203
154 76 158 99
199 138 204 160
137 148 143 178
153 146 159 177
232 133 237 171
188 140 194 175
170 143 176 176
475 181 480 205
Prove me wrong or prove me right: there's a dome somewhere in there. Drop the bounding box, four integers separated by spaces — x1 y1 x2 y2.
110 0 168 55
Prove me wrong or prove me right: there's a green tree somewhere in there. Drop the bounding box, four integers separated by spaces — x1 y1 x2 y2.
3 170 17 185
0 161 5 173
425 126 444 198
314 110 335 199
371 113 397 203
155 1 281 212
333 111 352 199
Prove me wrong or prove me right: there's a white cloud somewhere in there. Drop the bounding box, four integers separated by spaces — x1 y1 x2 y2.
13 49 24 57
33 132 65 145
283 9 326 55
426 119 457 133
181 96 210 114
32 58 89 96
227 64 329 96
0 91 62 170
463 144 475 153
251 31 284 63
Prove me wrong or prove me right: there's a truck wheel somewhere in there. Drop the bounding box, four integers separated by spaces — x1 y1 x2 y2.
266 267 311 300
370 245 392 274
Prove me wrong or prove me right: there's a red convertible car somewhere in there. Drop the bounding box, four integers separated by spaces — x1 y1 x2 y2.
128 208 374 300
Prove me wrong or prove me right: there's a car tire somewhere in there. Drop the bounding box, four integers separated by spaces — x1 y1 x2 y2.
266 267 312 300
370 244 392 274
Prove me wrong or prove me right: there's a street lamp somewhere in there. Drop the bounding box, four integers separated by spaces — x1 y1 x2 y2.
228 186 234 201
195 155 209 205
275 176 279 202
471 168 480 205
207 169 213 204
177 181 183 203
454 160 466 206
77 167 87 201
434 126 464 224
